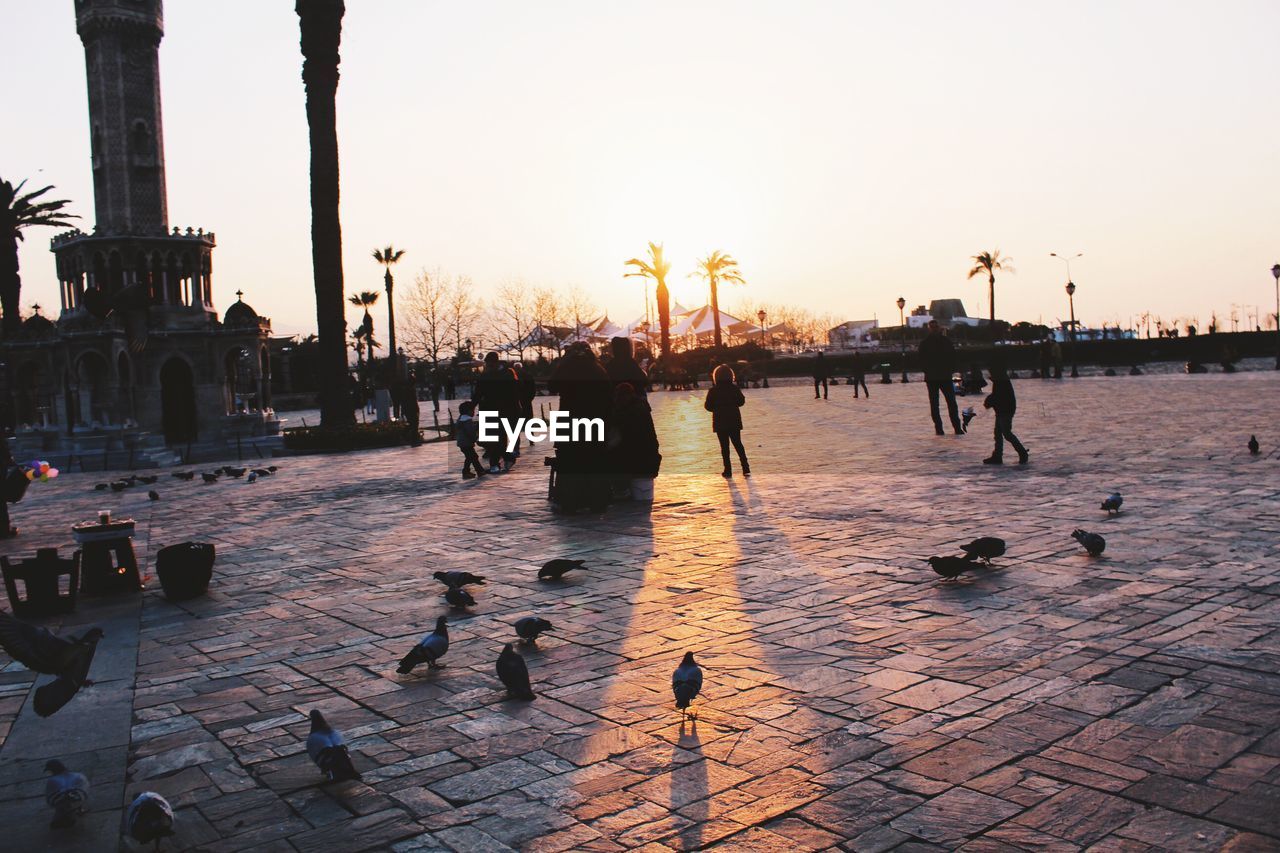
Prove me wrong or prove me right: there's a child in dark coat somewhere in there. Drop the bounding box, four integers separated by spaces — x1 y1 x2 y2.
983 360 1029 465
704 364 750 477
455 401 487 479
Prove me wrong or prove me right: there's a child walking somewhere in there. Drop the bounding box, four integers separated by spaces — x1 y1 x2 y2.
455 401 487 479
982 359 1029 465
704 364 750 477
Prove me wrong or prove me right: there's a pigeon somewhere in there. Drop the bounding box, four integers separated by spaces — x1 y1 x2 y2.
268 465 279 472
148 490 160 501
1071 529 1106 557
538 559 585 581
0 611 103 717
126 791 174 851
496 643 535 700
171 471 195 480
137 475 158 485
224 467 247 478
672 651 703 721
445 586 475 608
961 406 977 430
960 537 1006 565
44 759 89 829
397 616 449 673
247 471 258 483
433 571 486 588
200 472 219 483
93 483 109 491
252 468 273 477
514 617 554 644
306 710 361 782
926 555 976 579
1101 493 1123 515
110 480 129 492
1248 435 1259 455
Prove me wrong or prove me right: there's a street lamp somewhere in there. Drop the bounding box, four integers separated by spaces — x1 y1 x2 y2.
1271 263 1280 369
756 309 767 348
1066 281 1079 378
896 296 908 383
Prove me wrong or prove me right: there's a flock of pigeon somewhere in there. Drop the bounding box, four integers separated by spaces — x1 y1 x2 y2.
90 464 282 502
7 435 1268 846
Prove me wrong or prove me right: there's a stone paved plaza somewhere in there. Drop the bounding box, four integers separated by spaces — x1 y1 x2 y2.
1 372 1279 852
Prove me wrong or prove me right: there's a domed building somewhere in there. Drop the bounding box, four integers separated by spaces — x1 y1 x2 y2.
1 0 281 465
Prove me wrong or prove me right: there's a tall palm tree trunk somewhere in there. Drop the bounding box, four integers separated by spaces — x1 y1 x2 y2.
1 233 19 339
988 274 995 322
709 275 723 349
656 282 671 358
384 268 397 374
297 0 353 427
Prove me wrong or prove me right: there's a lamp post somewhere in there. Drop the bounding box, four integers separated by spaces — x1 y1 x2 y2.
757 309 767 348
897 296 908 382
1272 264 1280 369
1066 281 1079 378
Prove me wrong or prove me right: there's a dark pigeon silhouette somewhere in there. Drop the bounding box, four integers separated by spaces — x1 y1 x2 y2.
514 616 554 644
1101 493 1123 515
110 480 129 492
137 475 158 485
496 643 535 700
44 760 89 829
1071 529 1106 556
433 570 486 588
672 651 703 721
961 407 977 431
960 537 1006 565
148 490 160 501
126 791 174 851
93 483 109 491
397 616 449 673
200 472 219 484
927 555 976 579
445 586 475 608
306 710 361 782
268 465 279 472
251 468 273 477
0 611 102 717
1248 435 1259 455
171 471 195 480
538 559 585 581
224 467 247 478
247 472 258 483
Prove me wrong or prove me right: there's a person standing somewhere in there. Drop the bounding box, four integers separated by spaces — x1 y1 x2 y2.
812 352 830 400
0 432 17 537
547 343 614 511
510 362 537 455
850 351 869 399
704 365 750 477
606 336 648 395
472 352 520 472
918 320 964 436
983 359 1029 465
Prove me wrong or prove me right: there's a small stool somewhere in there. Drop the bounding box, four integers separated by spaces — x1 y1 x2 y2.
72 518 142 596
1 547 81 616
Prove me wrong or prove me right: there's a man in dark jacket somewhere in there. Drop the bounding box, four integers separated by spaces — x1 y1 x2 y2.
812 352 830 399
918 320 965 435
472 352 521 471
606 337 648 394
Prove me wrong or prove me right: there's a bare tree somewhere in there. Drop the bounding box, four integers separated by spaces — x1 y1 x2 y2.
488 281 536 360
444 274 481 357
402 267 447 365
564 285 599 337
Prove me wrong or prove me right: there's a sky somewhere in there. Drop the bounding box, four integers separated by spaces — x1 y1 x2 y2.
4 0 1280 337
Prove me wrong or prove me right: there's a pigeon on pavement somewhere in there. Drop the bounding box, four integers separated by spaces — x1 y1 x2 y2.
496 644 535 700
44 759 89 829
514 617 554 644
445 586 475 608
0 611 102 717
1248 435 1259 455
171 471 195 480
538 559 585 581
960 537 1006 565
433 571 486 588
126 791 175 851
672 652 703 721
200 472 219 483
306 710 361 782
148 490 160 501
397 616 449 673
927 555 976 579
1101 493 1123 515
1071 529 1106 556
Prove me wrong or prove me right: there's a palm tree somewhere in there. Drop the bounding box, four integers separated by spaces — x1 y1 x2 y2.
296 0 353 426
1 178 78 338
625 242 673 358
348 289 379 358
692 250 745 349
372 245 405 371
966 250 1014 323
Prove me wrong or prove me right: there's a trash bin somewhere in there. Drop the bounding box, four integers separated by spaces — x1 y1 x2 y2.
880 364 893 384
156 542 215 601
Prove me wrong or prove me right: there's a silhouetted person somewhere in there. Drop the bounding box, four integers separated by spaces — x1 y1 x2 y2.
511 362 537 454
0 431 16 537
397 370 421 440
812 352 829 399
473 352 520 472
919 320 964 435
443 368 457 401
705 364 750 477
455 401 486 479
850 352 869 398
606 336 648 395
1039 338 1052 379
608 382 661 497
1051 339 1063 379
983 358 1028 465
547 343 613 511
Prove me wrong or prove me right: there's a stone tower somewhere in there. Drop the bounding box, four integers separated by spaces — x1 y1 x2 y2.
0 0 280 462
76 0 168 235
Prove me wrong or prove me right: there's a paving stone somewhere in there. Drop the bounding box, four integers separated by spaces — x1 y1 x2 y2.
890 787 1022 843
